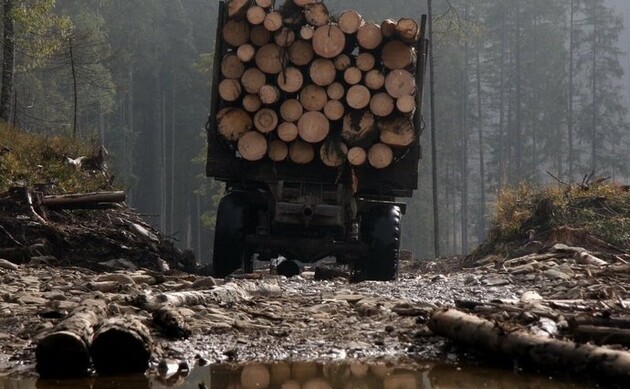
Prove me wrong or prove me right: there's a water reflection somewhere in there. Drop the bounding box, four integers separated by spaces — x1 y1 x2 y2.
0 361 591 389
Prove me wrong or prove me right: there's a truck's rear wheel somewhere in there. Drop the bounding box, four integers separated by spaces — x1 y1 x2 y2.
212 192 254 277
357 205 401 281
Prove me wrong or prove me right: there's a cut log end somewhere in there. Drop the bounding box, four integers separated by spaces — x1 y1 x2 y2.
264 12 284 32
268 140 289 162
348 147 367 166
385 69 416 99
90 318 152 375
370 93 395 117
324 100 345 121
278 122 299 142
312 24 346 59
36 331 90 379
238 131 268 161
298 111 330 143
254 108 279 133
368 143 394 169
344 67 363 86
217 108 253 141
288 40 314 66
310 58 336 87
277 67 304 93
250 25 272 47
280 99 304 123
327 82 345 100
300 84 328 112
339 10 364 34
289 140 315 164
256 43 285 74
320 141 348 167
223 19 250 47
357 23 383 50
346 85 371 110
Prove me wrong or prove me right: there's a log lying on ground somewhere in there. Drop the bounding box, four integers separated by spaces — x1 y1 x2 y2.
327 82 345 100
334 54 352 71
356 52 375 72
153 306 192 340
300 84 328 111
254 108 278 133
324 99 345 121
429 309 630 378
90 317 153 375
258 84 281 105
42 191 126 208
36 299 108 378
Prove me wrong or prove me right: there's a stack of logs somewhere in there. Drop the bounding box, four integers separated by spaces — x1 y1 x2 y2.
216 0 421 169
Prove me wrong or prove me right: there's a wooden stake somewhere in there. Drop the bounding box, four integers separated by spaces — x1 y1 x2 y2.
339 10 364 34
278 122 299 142
280 99 303 122
258 84 281 105
217 107 253 141
382 40 415 70
223 19 250 47
346 85 371 109
310 58 336 86
250 25 271 47
254 108 279 133
298 111 330 143
288 40 314 66
370 92 395 117
243 94 262 113
237 44 256 62
324 99 345 121
238 131 268 161
312 24 345 59
327 82 345 100
218 78 242 102
255 43 284 74
221 54 245 79
300 84 328 111
241 67 266 94
357 23 383 50
277 67 304 93
365 69 385 90
356 52 375 72
368 143 394 169
268 140 289 161
289 140 315 164
385 69 416 98
348 147 367 166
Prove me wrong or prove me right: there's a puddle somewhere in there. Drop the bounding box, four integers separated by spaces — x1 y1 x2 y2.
0 361 593 388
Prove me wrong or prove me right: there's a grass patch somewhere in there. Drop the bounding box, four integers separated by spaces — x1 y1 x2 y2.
0 125 110 193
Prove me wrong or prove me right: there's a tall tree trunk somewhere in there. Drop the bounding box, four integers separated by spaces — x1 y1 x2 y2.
498 4 507 188
428 0 440 257
69 38 78 137
475 38 486 243
568 0 576 181
170 69 176 235
161 92 167 232
0 0 15 124
590 1 598 172
459 3 469 253
514 2 523 180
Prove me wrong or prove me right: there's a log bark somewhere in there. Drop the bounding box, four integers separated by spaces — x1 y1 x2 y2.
36 299 107 378
277 67 304 93
218 78 242 102
217 107 253 141
268 140 289 161
396 95 416 114
237 44 256 62
221 54 245 79
310 58 336 86
90 317 152 375
243 94 262 113
289 140 315 164
346 85 371 110
274 27 296 47
304 3 330 26
298 111 329 143
42 192 126 208
342 110 377 148
288 40 314 66
378 115 415 147
368 143 394 169
356 52 375 72
395 18 419 43
334 54 352 71
254 108 279 133
365 69 385 90
223 19 250 47
357 23 383 50
312 24 345 59
255 43 285 74
370 92 394 117
320 141 348 167
153 307 191 340
250 25 271 47
300 25 314 40
382 40 415 70
344 67 362 85
347 147 367 166
238 131 268 161
429 309 630 378
247 5 267 25
324 99 345 121
278 122 299 142
263 11 284 32
228 0 250 18
381 19 397 38
574 325 630 346
300 84 328 111
241 67 266 94
339 10 363 34
385 69 415 98
327 82 345 100
258 84 281 104
280 99 303 122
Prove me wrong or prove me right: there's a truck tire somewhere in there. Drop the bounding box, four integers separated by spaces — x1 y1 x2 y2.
358 205 401 281
212 192 254 278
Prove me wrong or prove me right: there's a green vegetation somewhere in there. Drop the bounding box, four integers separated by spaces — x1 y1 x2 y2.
0 125 110 193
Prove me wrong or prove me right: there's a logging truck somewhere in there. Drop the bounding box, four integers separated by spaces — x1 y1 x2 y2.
206 0 428 281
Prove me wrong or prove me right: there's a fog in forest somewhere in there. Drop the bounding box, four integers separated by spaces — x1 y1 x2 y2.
3 0 630 262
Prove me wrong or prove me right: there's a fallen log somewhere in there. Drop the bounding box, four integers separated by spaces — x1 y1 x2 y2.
429 309 630 378
36 299 108 378
90 317 153 375
42 191 126 208
574 325 630 346
153 306 192 340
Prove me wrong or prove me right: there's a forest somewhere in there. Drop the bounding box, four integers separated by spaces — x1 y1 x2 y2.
0 0 628 262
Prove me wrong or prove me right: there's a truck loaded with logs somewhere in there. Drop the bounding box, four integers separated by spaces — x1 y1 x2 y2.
206 0 427 281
